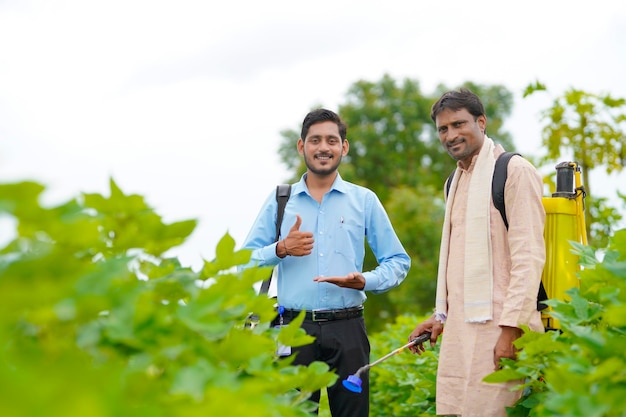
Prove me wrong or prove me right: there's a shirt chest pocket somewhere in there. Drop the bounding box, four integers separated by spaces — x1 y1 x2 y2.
333 221 363 261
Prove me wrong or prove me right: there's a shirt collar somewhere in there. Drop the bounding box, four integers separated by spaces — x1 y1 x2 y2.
457 155 479 173
294 172 348 196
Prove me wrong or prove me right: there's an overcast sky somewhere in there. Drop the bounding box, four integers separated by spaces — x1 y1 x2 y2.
1 0 625 269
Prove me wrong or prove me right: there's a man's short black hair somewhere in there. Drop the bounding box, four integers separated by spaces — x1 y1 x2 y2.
430 88 486 122
301 108 347 141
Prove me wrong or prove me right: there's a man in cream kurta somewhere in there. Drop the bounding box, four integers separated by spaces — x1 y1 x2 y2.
409 89 545 417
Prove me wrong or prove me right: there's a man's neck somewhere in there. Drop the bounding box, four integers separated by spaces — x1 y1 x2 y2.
305 171 338 202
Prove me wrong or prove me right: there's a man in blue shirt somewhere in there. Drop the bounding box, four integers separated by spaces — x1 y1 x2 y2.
242 108 410 416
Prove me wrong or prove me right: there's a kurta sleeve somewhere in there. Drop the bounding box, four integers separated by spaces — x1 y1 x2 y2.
498 157 546 328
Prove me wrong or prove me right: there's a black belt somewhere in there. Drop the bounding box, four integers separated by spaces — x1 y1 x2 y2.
282 306 364 322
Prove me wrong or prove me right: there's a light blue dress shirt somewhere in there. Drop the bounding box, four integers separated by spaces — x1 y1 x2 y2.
241 173 410 311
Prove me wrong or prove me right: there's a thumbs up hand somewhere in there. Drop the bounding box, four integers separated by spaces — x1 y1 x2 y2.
280 215 314 258
289 215 303 233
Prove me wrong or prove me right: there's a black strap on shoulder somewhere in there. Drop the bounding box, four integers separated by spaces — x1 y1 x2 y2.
260 184 292 295
274 184 291 241
445 170 455 199
492 152 520 229
492 152 548 310
444 152 520 225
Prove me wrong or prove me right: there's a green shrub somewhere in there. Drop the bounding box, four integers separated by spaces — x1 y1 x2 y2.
0 180 337 417
486 229 626 417
6 177 622 416
363 231 626 417
367 314 439 417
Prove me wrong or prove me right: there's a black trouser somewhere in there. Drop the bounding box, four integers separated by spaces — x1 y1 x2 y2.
287 316 370 417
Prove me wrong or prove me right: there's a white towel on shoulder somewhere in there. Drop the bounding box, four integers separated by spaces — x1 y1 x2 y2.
435 136 495 323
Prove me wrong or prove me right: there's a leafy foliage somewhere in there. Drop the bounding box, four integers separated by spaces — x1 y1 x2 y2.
523 83 626 247
383 186 445 312
0 180 337 417
368 315 439 417
587 195 625 249
357 231 626 417
485 229 626 417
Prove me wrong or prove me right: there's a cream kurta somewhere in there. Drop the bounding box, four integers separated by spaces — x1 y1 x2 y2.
436 146 545 417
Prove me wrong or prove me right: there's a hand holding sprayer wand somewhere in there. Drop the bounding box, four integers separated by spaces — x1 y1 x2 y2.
343 332 432 393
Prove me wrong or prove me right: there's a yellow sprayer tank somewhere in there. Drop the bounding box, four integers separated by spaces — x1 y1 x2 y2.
541 162 587 330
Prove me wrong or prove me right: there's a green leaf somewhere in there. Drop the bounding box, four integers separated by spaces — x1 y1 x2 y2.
291 360 338 393
483 368 526 383
76 320 104 350
276 311 315 348
0 181 45 215
106 301 141 346
604 260 626 277
176 299 231 339
213 233 253 271
522 80 547 98
605 304 626 326
170 359 213 400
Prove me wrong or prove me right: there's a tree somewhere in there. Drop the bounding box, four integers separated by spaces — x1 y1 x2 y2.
279 76 516 200
523 82 626 247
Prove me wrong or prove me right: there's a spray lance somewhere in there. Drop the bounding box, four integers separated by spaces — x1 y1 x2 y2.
342 332 432 393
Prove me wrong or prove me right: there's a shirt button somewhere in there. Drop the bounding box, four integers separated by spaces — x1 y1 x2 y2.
319 253 324 257
319 231 324 235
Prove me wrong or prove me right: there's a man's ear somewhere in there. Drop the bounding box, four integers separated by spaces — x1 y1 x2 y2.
478 115 487 134
342 138 349 156
297 138 304 155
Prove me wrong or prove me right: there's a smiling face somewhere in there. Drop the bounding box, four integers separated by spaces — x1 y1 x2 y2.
298 120 349 178
435 108 486 169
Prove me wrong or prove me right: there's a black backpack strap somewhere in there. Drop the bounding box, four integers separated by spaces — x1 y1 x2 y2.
491 152 548 311
492 152 520 229
274 184 291 241
260 184 291 295
445 170 455 199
